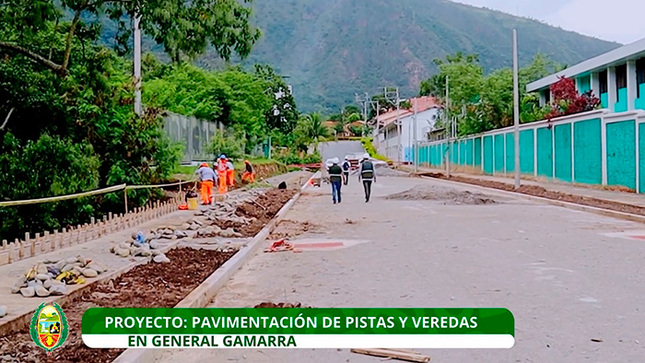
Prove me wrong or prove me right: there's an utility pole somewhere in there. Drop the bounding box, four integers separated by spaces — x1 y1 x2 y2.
133 13 142 116
445 76 451 177
413 99 418 173
513 29 521 189
384 87 401 164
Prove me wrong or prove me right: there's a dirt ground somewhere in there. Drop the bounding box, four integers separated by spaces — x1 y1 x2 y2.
385 185 497 205
215 189 297 237
268 220 320 240
424 173 645 215
0 248 236 363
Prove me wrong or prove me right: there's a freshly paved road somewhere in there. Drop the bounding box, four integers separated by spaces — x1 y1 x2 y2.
319 140 365 162
157 173 645 362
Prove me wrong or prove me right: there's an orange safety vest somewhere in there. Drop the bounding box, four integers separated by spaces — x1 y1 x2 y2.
217 160 228 173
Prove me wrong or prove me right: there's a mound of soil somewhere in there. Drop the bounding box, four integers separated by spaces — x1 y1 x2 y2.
424 173 645 215
386 185 496 205
216 189 297 237
0 248 236 363
268 220 318 240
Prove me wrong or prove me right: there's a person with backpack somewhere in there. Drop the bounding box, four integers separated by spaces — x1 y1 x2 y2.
341 156 351 185
358 153 376 202
328 158 343 204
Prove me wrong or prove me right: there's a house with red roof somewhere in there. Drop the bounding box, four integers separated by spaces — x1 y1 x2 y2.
372 96 443 163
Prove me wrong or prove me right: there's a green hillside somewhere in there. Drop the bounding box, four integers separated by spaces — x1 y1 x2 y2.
202 0 619 112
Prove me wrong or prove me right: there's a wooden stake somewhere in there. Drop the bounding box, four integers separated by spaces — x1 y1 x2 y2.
350 348 430 363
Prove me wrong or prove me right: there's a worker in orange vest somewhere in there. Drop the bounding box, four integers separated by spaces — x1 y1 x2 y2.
226 159 235 187
195 163 216 204
216 154 229 194
242 160 255 183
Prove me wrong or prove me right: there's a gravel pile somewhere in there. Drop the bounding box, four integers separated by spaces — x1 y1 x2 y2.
386 185 497 205
11 256 107 298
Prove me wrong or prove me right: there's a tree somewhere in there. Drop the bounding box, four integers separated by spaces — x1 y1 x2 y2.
295 112 330 149
547 76 600 118
254 64 299 135
0 0 261 75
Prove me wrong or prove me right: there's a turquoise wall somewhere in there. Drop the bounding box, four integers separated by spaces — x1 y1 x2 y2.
494 134 505 173
459 140 466 165
606 120 636 190
465 139 474 165
615 88 628 112
578 75 591 93
554 124 572 182
451 142 458 164
636 84 645 110
519 130 534 174
601 93 608 108
640 124 645 193
573 119 602 184
505 133 515 173
483 136 493 174
537 127 553 178
474 138 482 166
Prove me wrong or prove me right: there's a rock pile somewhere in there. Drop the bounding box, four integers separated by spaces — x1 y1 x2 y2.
109 229 178 263
11 256 107 298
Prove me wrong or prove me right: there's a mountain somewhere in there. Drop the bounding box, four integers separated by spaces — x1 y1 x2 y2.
204 0 620 113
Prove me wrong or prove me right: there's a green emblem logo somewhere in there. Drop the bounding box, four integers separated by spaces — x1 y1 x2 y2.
30 302 69 355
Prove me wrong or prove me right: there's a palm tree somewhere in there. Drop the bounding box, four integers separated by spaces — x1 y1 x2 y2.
296 112 331 148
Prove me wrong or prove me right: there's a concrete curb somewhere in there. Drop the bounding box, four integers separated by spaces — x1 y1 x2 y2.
112 185 306 363
421 176 645 224
0 240 181 336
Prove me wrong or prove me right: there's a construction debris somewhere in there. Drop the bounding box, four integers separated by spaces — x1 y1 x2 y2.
386 185 496 205
12 256 107 298
110 226 187 261
350 348 431 363
264 239 295 253
254 302 312 308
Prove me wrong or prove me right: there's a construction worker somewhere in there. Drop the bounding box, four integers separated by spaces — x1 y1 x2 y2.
328 158 343 204
358 153 376 203
242 160 255 183
216 154 228 194
226 159 235 187
195 162 216 204
341 156 351 185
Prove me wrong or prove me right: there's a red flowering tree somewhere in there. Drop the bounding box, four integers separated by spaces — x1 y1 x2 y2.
547 76 600 118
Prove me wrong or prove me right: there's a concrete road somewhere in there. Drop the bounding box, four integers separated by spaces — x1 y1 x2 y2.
157 175 645 362
319 140 365 162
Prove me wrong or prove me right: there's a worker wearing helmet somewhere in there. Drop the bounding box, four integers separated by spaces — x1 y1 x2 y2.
328 158 343 204
226 159 235 187
195 162 216 204
358 153 375 202
216 154 229 194
341 156 351 185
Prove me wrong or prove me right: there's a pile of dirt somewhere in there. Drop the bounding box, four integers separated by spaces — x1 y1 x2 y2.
215 188 297 237
425 173 645 216
254 302 312 308
376 164 410 177
268 220 319 240
0 248 236 363
386 185 496 205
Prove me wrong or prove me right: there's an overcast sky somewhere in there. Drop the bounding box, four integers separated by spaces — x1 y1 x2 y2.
453 0 645 44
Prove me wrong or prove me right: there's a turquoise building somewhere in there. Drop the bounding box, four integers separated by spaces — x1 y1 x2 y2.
527 37 645 113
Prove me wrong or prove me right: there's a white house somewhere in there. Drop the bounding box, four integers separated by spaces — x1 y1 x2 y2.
373 96 442 163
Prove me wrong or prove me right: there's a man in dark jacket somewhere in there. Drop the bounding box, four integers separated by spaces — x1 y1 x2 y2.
328 158 343 204
358 153 376 202
341 157 351 185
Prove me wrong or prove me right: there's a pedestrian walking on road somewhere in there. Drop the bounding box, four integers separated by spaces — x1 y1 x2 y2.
341 157 351 185
358 153 375 202
195 163 216 205
328 158 343 204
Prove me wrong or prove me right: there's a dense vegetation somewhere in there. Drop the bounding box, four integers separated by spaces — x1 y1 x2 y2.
223 0 619 112
0 0 261 240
